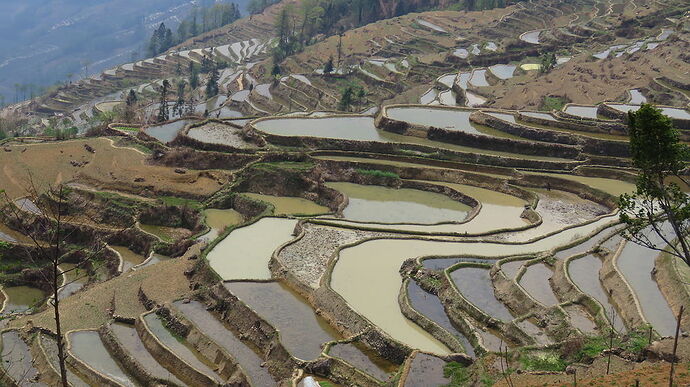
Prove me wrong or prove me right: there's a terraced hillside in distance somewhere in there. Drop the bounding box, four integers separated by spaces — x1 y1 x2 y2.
0 0 689 386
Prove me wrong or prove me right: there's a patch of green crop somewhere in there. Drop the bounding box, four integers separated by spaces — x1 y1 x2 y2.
443 361 470 386
113 126 139 132
519 352 567 372
159 196 203 209
540 96 569 112
355 169 399 179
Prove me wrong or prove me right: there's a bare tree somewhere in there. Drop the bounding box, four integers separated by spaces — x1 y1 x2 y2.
1 181 133 386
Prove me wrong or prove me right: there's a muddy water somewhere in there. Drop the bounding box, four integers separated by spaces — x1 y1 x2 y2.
477 329 506 351
501 260 526 279
40 334 90 387
526 172 635 197
68 331 138 387
628 90 647 104
516 319 551 345
173 300 276 386
386 107 517 139
2 286 45 314
144 119 193 143
519 263 559 306
464 91 487 107
608 104 690 120
137 253 172 269
521 111 557 121
200 208 244 241
328 341 398 381
569 254 625 331
331 216 616 353
450 267 513 321
407 281 475 357
58 263 86 300
111 323 182 385
143 313 223 383
320 181 528 234
243 193 330 216
422 257 493 270
469 70 489 87
520 30 541 44
563 304 597 334
326 182 470 224
564 106 599 119
1 331 43 386
224 281 341 360
207 217 297 280
256 115 569 161
617 237 676 336
403 353 449 386
110 246 146 272
555 225 622 259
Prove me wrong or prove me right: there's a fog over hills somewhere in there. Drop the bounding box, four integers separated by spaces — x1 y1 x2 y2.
0 0 209 103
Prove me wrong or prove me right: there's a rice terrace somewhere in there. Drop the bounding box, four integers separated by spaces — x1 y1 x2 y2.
0 0 689 385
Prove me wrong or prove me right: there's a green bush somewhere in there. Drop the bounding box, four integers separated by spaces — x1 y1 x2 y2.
443 362 470 386
355 169 399 179
519 352 567 372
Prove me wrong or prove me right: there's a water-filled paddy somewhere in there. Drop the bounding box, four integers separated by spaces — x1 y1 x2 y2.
242 193 330 216
386 107 517 139
111 323 182 385
403 353 450 386
520 30 541 44
521 111 557 121
1 331 41 386
407 281 475 357
450 266 513 321
224 281 341 360
325 182 470 224
564 304 597 334
173 300 275 386
199 208 244 241
110 246 146 272
564 105 599 119
518 263 559 306
143 313 223 383
607 104 690 120
58 263 86 300
207 217 297 280
68 330 137 387
525 172 635 197
468 70 489 87
489 64 516 80
616 235 676 336
255 115 569 161
2 286 45 314
186 122 253 147
328 341 398 381
331 216 615 354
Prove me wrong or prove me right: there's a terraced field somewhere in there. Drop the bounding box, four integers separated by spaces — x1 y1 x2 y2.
0 0 689 386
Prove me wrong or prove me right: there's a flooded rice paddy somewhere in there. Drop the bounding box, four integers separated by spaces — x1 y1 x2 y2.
1 331 41 386
144 120 193 143
450 266 514 321
199 208 244 242
325 182 470 224
242 193 330 216
207 217 297 280
223 281 341 360
110 246 146 272
327 341 398 381
2 286 45 315
68 330 137 387
518 263 560 306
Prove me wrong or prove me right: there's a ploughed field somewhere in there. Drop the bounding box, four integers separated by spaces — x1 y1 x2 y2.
1 0 689 385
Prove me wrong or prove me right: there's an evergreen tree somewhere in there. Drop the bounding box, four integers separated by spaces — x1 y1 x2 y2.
157 80 171 123
323 57 334 74
174 81 186 118
272 62 282 76
190 63 200 89
205 62 220 99
338 86 354 111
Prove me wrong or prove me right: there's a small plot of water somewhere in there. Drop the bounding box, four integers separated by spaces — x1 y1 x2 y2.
527 172 635 197
469 70 489 87
450 267 514 322
224 281 341 360
516 319 552 346
568 254 625 331
416 19 447 33
487 112 516 123
328 341 398 381
207 217 297 280
457 72 471 89
144 120 193 143
520 111 557 121
407 281 475 357
110 323 182 386
438 74 456 88
386 107 483 135
520 30 541 44
422 257 493 271
608 104 690 120
14 199 41 215
628 89 647 104
40 334 90 387
2 286 45 314
187 123 251 147
173 300 276 386
465 91 487 107
519 263 560 306
199 208 244 242
564 105 599 119
403 353 449 386
58 263 86 300
1 331 43 386
564 304 597 334
453 48 469 59
326 182 470 224
438 90 457 106
617 233 676 336
68 331 137 387
489 64 516 80
242 193 330 216
477 329 506 352
555 226 621 260
137 253 172 269
110 246 146 272
143 313 223 383
420 89 438 104
501 260 526 279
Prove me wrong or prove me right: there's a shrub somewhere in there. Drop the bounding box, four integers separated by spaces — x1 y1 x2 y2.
443 362 470 386
519 352 567 371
